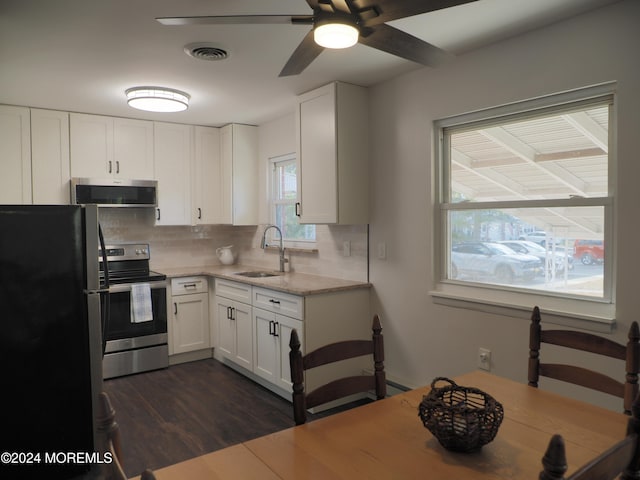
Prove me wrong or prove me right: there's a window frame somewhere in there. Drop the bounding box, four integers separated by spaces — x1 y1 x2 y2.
269 153 316 245
431 83 617 331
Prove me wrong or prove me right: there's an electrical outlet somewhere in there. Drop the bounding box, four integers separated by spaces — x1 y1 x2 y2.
343 241 351 257
478 348 491 371
377 242 387 260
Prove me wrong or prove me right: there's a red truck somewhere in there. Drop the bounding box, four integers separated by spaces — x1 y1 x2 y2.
573 239 604 265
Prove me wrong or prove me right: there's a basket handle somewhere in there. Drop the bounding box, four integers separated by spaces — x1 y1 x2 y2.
430 377 458 389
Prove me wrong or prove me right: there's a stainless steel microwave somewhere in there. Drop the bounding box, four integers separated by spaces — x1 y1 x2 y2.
71 178 157 207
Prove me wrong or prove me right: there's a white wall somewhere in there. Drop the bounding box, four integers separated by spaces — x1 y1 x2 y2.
369 0 640 409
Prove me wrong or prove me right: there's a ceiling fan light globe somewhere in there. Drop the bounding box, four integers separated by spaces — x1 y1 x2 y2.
126 87 190 112
314 23 358 49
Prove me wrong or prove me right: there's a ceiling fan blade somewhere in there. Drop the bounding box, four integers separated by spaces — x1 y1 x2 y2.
356 0 478 26
279 30 324 77
156 15 313 26
358 23 452 67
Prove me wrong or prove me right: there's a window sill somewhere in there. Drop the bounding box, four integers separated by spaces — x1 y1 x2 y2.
430 284 615 333
265 245 318 254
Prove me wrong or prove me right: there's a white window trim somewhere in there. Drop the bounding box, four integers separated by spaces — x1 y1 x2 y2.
431 82 617 332
269 153 317 247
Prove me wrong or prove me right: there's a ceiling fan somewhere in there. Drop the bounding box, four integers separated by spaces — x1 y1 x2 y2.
157 0 478 77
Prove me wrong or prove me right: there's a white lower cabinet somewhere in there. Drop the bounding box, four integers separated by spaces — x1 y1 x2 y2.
170 277 210 355
215 279 254 370
253 309 303 391
214 277 370 405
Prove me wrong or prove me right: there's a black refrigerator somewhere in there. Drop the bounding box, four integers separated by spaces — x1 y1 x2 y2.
0 205 104 480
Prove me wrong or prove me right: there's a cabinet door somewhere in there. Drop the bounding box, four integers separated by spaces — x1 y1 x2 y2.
233 300 254 370
114 118 154 180
220 124 258 225
70 113 113 178
215 296 253 370
253 308 302 390
31 109 70 204
172 292 210 354
275 315 303 391
193 126 222 224
154 122 192 225
296 83 337 223
296 82 369 225
0 105 31 204
216 297 235 360
253 308 278 384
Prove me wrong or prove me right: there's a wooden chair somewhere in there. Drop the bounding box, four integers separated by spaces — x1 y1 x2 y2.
539 393 640 479
289 314 386 425
528 305 640 415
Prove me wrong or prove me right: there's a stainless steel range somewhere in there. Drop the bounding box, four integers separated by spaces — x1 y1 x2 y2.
100 243 168 379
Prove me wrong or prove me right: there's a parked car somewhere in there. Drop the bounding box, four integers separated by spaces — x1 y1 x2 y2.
518 231 568 247
518 231 550 245
499 240 574 275
573 239 604 265
451 241 543 284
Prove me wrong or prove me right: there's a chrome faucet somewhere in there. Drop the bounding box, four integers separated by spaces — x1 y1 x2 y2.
261 225 287 272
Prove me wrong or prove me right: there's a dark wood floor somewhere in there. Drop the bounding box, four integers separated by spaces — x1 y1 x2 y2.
103 359 296 479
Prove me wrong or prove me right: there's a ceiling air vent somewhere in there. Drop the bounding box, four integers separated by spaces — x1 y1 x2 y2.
184 43 229 61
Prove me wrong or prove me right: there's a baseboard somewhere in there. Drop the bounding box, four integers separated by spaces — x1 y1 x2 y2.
362 368 413 397
169 348 213 366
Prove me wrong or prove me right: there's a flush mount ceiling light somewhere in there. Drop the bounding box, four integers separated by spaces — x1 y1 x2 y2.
125 87 190 113
313 14 359 49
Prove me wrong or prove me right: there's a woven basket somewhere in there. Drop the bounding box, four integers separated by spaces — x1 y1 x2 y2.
418 377 504 452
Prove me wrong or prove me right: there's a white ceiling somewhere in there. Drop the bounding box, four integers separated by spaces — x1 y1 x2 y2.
0 0 620 127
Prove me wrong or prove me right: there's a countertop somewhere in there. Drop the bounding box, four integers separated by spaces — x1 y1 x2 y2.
158 264 371 296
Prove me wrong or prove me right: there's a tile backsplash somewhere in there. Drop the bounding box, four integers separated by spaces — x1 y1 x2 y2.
99 208 368 282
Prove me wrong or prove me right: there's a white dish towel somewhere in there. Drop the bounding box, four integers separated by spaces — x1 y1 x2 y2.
130 283 153 323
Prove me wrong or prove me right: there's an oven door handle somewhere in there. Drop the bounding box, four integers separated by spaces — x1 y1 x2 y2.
107 280 167 294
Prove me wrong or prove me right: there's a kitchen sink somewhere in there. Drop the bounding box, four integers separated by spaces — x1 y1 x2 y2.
234 271 281 278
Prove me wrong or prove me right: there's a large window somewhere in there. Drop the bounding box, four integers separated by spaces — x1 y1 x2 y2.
434 84 615 324
270 154 315 242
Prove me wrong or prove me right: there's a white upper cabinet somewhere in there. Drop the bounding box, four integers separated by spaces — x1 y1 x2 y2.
113 118 154 179
154 122 193 226
31 109 71 204
296 82 369 225
0 105 31 204
192 126 222 225
220 124 258 225
70 113 154 180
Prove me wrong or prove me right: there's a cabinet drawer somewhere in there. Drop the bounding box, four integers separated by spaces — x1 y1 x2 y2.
215 278 252 303
253 287 303 320
171 276 208 296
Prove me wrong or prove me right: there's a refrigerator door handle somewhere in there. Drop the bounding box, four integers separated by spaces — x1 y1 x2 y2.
85 288 111 295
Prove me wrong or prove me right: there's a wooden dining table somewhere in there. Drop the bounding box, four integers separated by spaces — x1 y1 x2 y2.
145 370 629 479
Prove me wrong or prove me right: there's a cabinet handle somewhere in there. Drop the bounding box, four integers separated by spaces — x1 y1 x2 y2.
274 321 279 337
116 160 120 174
268 320 274 336
269 299 280 305
174 302 178 315
295 202 301 217
183 283 197 290
108 161 113 174
197 207 202 220
227 306 232 320
156 208 161 221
